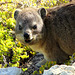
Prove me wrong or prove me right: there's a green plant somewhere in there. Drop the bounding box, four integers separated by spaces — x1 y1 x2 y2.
33 61 56 75
65 53 75 65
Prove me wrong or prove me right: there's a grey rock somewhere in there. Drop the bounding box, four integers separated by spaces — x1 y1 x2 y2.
0 67 22 75
60 71 73 75
43 62 75 75
72 63 75 67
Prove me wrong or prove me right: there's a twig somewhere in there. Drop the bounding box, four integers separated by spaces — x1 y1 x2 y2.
2 55 7 65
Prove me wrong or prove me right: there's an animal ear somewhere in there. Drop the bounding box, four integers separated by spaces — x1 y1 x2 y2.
14 9 21 20
38 8 46 19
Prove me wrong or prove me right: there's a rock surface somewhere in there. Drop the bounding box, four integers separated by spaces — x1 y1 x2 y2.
23 52 44 75
0 53 74 75
0 67 22 75
43 62 75 75
23 52 75 75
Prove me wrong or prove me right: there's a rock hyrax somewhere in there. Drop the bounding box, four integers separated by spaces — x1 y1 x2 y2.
14 2 75 66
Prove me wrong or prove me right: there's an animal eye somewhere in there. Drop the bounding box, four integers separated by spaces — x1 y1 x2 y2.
32 25 37 30
19 25 22 30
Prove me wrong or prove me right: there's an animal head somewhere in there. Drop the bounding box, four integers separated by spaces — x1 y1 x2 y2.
14 8 46 45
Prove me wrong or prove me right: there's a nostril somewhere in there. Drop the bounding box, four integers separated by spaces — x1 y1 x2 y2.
24 33 29 39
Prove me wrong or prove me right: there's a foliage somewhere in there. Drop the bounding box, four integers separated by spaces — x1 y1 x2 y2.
0 0 36 70
33 54 75 75
0 0 74 74
33 61 56 75
65 53 75 65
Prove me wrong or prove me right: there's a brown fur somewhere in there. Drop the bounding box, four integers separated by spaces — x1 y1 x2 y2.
14 1 75 65
43 2 75 63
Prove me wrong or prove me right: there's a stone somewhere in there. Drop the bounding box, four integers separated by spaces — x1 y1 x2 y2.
0 67 22 75
43 63 75 75
72 63 75 67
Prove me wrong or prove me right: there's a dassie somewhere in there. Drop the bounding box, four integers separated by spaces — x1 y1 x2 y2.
14 2 75 66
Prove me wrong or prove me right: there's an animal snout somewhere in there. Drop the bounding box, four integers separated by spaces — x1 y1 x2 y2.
24 33 29 39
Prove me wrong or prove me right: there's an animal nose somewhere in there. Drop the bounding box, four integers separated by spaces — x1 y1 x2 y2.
24 33 29 39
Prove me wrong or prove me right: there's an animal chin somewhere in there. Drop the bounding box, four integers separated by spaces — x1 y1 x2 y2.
25 38 36 45
25 39 31 43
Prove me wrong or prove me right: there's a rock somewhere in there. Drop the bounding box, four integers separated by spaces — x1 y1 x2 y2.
23 53 44 75
0 67 22 75
43 62 75 75
72 63 75 67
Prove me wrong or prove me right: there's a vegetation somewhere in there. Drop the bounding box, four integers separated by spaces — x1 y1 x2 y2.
33 53 75 75
0 0 74 74
33 61 56 75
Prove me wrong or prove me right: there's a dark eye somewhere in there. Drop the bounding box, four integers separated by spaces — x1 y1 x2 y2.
19 25 22 30
32 25 37 30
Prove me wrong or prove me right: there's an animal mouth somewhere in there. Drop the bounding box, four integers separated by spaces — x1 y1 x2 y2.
25 39 31 43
